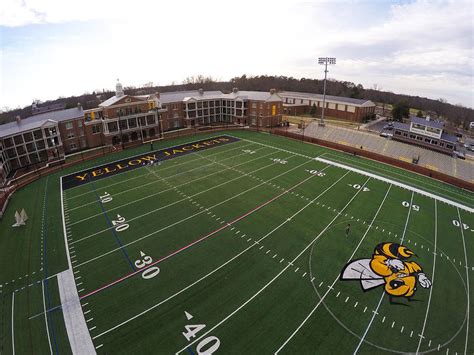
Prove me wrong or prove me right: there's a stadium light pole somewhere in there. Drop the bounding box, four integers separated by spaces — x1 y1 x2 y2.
318 57 336 127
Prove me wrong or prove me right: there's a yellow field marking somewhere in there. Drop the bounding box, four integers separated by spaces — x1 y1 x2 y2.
425 164 438 171
338 141 351 146
399 156 412 163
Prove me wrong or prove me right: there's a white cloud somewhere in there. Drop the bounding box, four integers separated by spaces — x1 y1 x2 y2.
1 0 473 109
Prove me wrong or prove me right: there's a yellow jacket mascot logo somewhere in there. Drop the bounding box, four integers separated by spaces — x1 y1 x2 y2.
340 242 431 305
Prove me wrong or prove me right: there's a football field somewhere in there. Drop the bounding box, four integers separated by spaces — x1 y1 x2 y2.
1 130 473 354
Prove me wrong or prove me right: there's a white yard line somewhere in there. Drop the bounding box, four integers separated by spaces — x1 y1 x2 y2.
65 138 252 197
93 169 349 340
275 182 391 354
324 152 471 202
42 281 53 355
176 176 371 354
11 292 15 355
66 142 255 207
68 148 274 225
316 157 473 213
352 191 414 354
457 208 470 355
227 134 472 211
416 199 438 354
75 156 320 267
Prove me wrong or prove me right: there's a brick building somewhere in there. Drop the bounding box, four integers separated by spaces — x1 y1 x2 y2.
0 107 83 179
279 91 376 122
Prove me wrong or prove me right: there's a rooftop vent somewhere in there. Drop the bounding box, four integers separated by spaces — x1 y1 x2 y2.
198 88 204 96
270 88 276 95
16 115 21 124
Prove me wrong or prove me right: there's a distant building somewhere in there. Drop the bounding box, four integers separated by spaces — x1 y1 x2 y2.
31 102 66 116
0 107 84 178
278 91 376 122
0 81 285 180
391 116 458 154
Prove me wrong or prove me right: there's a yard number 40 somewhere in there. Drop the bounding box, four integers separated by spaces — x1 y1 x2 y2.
181 311 221 354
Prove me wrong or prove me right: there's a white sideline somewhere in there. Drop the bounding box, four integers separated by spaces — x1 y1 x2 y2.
93 167 348 340
57 270 95 354
42 281 53 355
316 157 473 213
59 176 96 354
457 208 470 355
227 134 472 212
176 176 371 354
416 199 437 354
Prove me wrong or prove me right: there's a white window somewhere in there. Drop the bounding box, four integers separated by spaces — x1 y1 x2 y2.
347 105 356 113
338 104 346 111
328 103 336 110
78 120 83 127
65 122 73 129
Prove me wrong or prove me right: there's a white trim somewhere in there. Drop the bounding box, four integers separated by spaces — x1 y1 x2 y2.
316 157 473 213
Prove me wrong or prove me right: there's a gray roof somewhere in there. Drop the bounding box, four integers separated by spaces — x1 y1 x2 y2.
410 116 444 129
228 91 282 102
440 132 458 143
279 91 375 106
0 107 83 139
160 90 223 104
392 121 457 143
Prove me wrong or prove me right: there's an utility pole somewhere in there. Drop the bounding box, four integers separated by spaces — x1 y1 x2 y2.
318 57 336 127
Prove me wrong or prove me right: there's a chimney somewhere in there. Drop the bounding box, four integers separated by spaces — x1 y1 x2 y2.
77 102 82 109
270 88 276 95
155 92 160 99
232 87 238 93
198 88 204 96
16 115 21 124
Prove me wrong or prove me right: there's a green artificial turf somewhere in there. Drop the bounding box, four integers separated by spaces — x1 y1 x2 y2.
0 130 472 354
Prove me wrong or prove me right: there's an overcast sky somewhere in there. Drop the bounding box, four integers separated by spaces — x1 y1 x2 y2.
1 0 473 110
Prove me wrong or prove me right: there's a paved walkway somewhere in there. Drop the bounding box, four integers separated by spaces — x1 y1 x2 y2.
57 269 96 355
299 122 473 183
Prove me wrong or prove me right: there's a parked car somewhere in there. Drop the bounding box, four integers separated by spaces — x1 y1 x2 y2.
453 151 466 160
380 132 393 138
383 125 394 130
